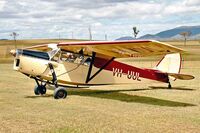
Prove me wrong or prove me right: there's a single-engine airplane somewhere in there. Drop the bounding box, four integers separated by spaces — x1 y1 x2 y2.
10 40 194 99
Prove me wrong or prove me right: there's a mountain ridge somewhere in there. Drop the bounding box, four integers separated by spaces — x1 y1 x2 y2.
116 25 200 40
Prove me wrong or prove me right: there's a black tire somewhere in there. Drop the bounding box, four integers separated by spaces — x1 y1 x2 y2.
54 87 67 99
34 85 46 95
40 85 47 95
34 85 40 95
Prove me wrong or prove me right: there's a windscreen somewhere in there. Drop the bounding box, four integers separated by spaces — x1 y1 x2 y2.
22 49 50 60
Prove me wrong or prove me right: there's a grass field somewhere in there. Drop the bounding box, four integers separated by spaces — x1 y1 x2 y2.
0 61 200 132
0 39 200 132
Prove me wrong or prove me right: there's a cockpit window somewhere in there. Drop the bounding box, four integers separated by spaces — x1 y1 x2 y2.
84 57 92 66
51 51 61 62
60 51 91 66
61 52 77 62
48 48 60 60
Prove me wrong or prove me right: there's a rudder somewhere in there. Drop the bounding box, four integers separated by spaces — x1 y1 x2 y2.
156 53 181 74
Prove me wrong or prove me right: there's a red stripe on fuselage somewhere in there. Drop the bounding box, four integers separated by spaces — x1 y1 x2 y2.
94 57 168 83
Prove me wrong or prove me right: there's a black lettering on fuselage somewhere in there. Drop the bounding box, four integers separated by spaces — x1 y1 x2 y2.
127 71 141 81
113 68 123 77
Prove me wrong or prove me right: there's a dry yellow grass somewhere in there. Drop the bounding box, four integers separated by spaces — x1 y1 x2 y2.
0 39 200 132
0 60 200 133
164 40 200 46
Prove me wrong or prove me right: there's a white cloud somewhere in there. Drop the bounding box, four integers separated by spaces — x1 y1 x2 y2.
164 0 200 15
184 0 200 6
0 0 199 40
0 0 6 11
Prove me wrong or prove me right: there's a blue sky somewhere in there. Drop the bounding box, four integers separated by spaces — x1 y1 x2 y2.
0 0 200 40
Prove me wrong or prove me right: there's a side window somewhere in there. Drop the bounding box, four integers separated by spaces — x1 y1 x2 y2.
60 51 92 66
61 51 77 62
84 57 92 66
52 52 61 62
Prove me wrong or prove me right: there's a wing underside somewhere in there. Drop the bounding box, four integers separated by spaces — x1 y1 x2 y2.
25 40 184 58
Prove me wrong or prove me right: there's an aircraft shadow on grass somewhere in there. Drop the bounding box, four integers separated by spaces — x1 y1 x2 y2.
25 87 196 107
149 86 195 91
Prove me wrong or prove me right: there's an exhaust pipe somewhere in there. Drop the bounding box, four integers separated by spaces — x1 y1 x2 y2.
10 49 16 57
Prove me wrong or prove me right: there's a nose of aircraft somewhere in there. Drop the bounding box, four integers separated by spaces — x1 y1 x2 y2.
10 49 16 57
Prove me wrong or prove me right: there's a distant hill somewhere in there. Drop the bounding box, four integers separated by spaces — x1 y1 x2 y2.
115 36 135 40
139 25 200 40
116 25 200 41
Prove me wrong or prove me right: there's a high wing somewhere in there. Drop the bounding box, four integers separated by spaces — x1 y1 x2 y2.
25 40 185 58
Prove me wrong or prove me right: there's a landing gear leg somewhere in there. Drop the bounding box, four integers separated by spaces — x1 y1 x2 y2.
48 63 67 99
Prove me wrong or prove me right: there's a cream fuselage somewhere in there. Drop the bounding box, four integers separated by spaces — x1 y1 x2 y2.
13 54 161 86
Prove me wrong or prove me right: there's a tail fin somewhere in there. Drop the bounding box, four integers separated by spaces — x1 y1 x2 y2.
156 53 194 80
156 53 181 74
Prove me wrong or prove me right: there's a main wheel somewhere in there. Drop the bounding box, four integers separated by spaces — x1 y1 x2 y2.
34 85 40 95
34 85 46 95
40 85 47 95
53 87 67 99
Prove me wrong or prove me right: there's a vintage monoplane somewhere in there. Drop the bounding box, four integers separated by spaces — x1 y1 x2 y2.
10 40 194 99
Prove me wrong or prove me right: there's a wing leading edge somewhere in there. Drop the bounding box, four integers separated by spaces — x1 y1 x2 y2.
25 40 185 58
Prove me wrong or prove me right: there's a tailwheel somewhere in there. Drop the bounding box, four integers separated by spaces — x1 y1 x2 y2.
34 85 46 95
168 82 172 89
53 87 67 99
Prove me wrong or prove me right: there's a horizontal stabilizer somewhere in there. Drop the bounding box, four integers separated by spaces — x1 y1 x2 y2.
168 73 194 80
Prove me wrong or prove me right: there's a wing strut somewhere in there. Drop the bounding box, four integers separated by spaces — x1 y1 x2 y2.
86 52 115 83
